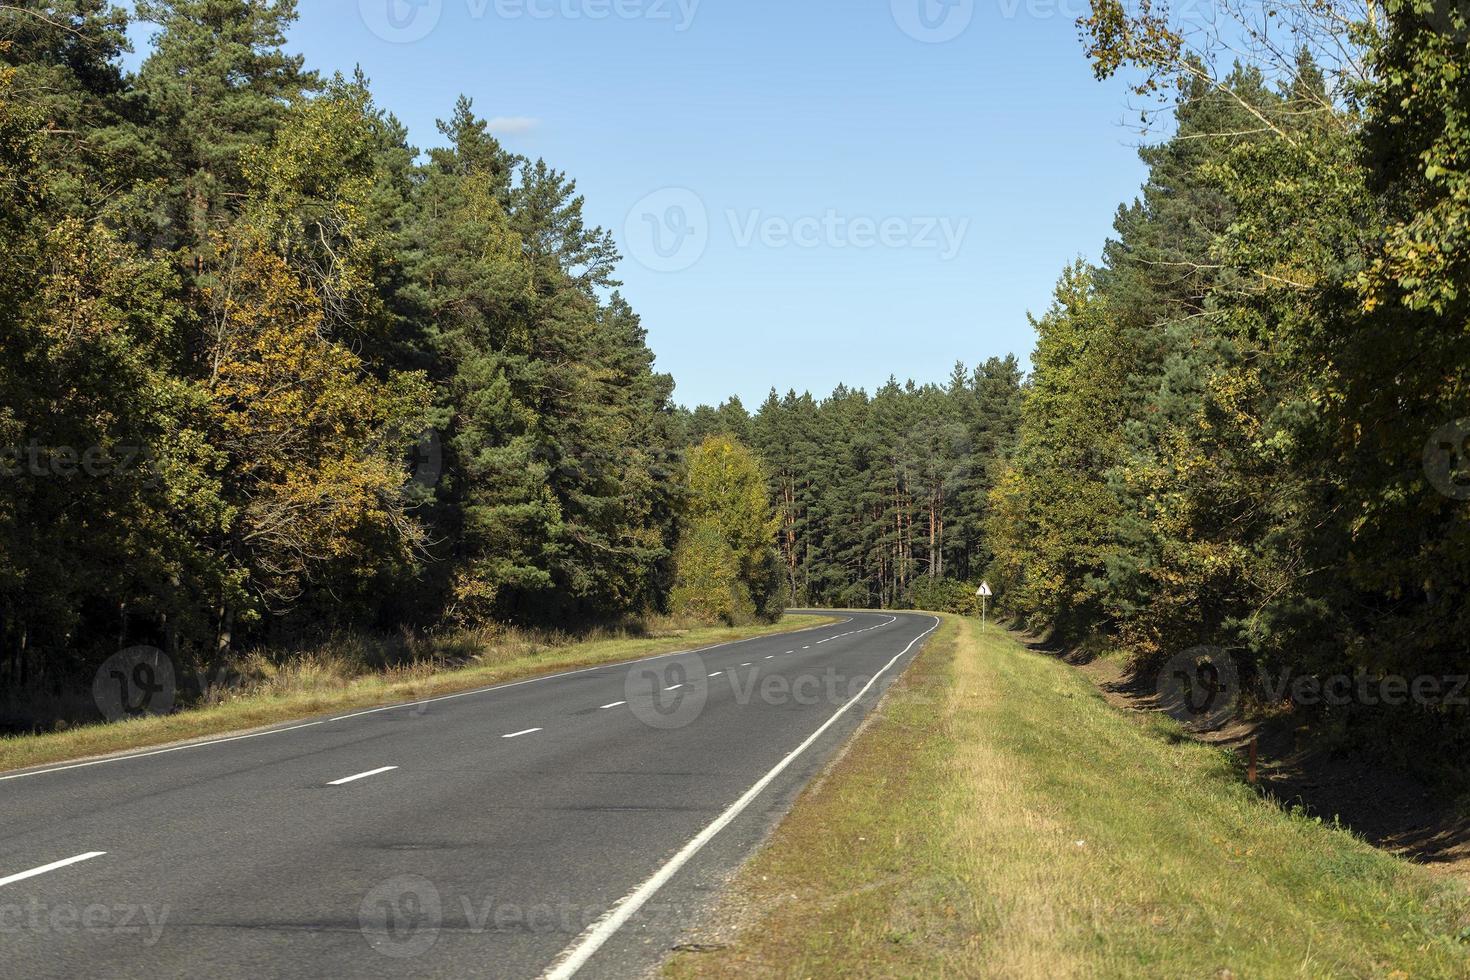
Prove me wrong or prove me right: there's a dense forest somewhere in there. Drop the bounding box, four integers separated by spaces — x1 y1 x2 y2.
0 0 782 713
983 1 1470 760
680 362 1023 611
678 1 1470 760
4 0 1469 762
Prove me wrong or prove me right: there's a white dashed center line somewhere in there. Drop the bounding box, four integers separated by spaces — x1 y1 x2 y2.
601 701 626 709
740 662 752 667
709 671 723 677
542 615 940 979
0 852 106 888
503 728 542 739
665 684 684 691
327 766 397 786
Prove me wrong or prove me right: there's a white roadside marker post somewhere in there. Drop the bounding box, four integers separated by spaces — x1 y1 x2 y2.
976 581 993 634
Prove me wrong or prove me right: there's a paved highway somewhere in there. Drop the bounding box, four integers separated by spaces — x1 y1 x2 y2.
0 611 938 978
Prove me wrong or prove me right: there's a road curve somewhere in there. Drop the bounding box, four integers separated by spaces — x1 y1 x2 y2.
0 611 939 978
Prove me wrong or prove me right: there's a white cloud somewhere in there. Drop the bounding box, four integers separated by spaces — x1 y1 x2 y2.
486 116 540 136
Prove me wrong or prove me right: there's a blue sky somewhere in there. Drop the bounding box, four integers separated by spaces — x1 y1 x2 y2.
135 0 1153 407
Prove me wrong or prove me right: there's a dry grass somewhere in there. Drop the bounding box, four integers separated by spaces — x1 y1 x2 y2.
0 614 837 775
666 615 1470 979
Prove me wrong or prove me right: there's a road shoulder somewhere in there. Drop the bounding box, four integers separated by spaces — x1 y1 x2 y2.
663 614 1470 978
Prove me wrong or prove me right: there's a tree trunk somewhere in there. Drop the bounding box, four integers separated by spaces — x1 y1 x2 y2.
936 484 945 578
928 493 938 578
216 605 233 659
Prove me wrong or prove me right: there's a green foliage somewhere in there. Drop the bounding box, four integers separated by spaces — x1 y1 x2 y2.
0 5 684 704
683 359 1023 611
133 0 316 252
674 435 782 623
670 521 750 625
993 0 1470 760
241 76 388 328
201 241 432 609
902 577 979 616
0 1 140 222
6 0 1466 773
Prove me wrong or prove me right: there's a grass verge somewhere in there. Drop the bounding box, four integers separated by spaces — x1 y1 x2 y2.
665 615 1470 978
0 614 837 776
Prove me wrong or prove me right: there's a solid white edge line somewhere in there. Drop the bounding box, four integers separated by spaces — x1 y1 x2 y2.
502 728 542 739
326 765 398 786
0 722 327 784
0 851 107 888
539 614 941 980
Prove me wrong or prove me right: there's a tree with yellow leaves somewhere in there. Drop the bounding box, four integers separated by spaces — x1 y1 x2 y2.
672 435 783 624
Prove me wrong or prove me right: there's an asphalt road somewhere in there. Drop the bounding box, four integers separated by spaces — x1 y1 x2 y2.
0 610 938 979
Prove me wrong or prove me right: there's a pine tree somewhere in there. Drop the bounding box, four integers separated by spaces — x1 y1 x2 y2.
134 0 315 259
0 1 145 222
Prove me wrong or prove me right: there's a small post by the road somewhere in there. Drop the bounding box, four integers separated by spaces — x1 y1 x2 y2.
976 581 993 634
1248 736 1258 785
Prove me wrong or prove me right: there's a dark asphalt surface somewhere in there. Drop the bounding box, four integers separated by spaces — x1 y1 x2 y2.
0 610 938 978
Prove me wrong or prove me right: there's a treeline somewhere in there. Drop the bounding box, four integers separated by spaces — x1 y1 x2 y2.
681 360 1023 610
0 1 778 705
987 2 1470 755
